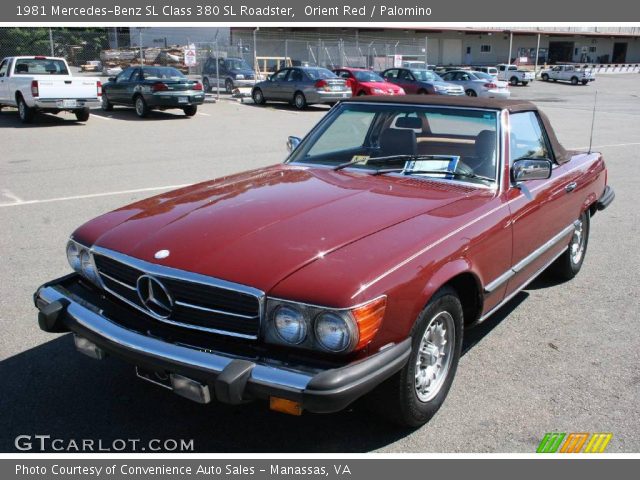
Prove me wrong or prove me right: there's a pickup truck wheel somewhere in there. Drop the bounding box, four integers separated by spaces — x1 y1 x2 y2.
134 95 149 118
541 73 549 81
571 76 579 85
183 105 197 116
366 286 463 427
17 96 34 124
252 88 266 105
203 78 211 92
101 95 113 111
510 77 519 86
549 211 590 280
74 108 90 122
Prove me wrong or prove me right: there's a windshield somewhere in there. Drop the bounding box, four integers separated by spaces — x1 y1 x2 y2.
14 58 68 75
353 70 385 82
304 68 337 80
141 67 185 80
226 59 252 70
411 70 442 82
288 103 500 185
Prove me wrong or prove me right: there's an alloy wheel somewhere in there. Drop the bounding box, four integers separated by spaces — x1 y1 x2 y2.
415 311 455 402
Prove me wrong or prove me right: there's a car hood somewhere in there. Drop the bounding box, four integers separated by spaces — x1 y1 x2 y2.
77 165 479 292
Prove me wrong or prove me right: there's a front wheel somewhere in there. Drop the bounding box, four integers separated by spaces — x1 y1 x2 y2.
183 105 197 116
541 73 549 81
225 79 234 94
134 95 149 118
366 286 463 427
293 91 307 110
74 108 90 122
252 88 266 105
101 95 113 111
522 81 529 86
465 89 477 97
581 80 589 85
203 78 211 92
548 210 590 280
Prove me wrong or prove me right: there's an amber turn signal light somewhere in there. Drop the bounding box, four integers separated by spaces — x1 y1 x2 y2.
351 296 387 350
269 397 302 416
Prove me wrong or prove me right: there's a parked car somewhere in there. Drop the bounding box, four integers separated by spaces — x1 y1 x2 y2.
333 67 405 96
252 66 351 109
202 56 258 93
0 56 101 123
540 65 595 85
401 60 436 70
497 64 534 86
101 66 204 118
476 66 499 78
35 96 614 426
381 68 465 95
440 70 510 98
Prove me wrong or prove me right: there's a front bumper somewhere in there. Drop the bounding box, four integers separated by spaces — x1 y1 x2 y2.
34 275 410 414
596 185 615 210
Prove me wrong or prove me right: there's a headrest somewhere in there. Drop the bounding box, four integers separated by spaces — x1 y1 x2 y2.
395 116 422 130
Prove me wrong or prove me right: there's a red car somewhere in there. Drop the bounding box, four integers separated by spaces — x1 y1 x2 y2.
333 67 405 96
35 96 613 426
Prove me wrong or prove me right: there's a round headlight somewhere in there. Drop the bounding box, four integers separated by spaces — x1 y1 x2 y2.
274 305 307 344
80 249 99 284
66 241 82 272
315 313 355 352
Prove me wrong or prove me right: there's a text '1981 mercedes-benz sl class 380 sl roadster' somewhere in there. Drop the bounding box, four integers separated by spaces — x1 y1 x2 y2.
35 96 614 426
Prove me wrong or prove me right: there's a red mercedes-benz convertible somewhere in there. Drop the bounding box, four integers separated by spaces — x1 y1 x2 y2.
35 96 614 426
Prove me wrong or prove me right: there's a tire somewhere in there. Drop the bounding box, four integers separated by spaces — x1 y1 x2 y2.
74 108 90 122
417 89 428 95
101 95 113 111
522 81 529 86
252 88 265 105
548 210 590 281
225 79 234 94
134 95 149 118
571 77 579 85
510 77 519 86
183 105 197 116
465 89 477 97
541 73 549 81
203 78 211 92
17 95 34 124
581 80 588 85
293 91 307 110
357 91 367 96
366 286 463 427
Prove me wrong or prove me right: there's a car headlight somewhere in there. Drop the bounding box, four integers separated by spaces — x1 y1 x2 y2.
434 85 446 91
371 88 384 94
235 74 245 80
66 240 82 271
265 296 386 353
67 239 100 285
315 312 356 352
273 305 307 344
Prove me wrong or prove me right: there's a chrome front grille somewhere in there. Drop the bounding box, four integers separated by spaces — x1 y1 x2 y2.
92 247 263 339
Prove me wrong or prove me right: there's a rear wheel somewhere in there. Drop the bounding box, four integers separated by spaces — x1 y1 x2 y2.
203 78 211 92
252 88 266 105
101 95 113 111
74 108 90 122
510 77 519 86
225 79 234 94
134 95 149 118
465 89 477 97
549 210 590 280
293 91 307 110
541 73 549 81
366 286 463 427
17 95 34 124
183 105 197 116
571 76 579 85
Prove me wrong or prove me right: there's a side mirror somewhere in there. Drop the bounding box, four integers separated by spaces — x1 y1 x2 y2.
286 136 301 153
108 77 116 82
511 159 553 183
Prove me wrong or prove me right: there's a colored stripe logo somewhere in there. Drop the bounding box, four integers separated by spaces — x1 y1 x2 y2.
537 433 612 453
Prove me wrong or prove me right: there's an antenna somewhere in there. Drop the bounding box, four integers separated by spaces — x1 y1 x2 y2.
588 90 598 154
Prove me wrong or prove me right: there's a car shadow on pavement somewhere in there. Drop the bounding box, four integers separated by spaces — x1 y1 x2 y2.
1 291 531 454
90 109 193 121
0 110 86 128
244 102 331 113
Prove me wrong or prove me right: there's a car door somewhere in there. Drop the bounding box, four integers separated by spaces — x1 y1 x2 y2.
0 59 9 103
396 69 418 93
263 68 289 100
504 110 580 295
108 67 136 104
382 69 400 88
283 68 304 100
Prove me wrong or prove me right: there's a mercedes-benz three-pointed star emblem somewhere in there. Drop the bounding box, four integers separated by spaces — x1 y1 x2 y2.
136 274 174 318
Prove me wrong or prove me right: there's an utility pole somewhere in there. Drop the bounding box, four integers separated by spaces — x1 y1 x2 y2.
139 28 143 65
534 33 541 76
508 31 513 64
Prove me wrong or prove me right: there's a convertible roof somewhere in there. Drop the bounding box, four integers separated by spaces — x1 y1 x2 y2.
342 95 571 164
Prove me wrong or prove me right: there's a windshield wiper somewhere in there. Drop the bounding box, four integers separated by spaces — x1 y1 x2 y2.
372 168 495 183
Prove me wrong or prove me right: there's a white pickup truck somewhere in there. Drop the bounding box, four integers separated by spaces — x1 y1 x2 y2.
540 65 595 85
496 64 535 86
0 56 101 123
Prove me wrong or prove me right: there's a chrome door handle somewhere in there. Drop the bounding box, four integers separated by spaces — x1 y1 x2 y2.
565 182 577 193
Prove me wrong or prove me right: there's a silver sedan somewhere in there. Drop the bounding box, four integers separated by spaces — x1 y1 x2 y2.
440 70 510 99
252 67 351 110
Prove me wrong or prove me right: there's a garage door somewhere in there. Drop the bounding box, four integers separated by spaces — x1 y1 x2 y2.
442 39 463 65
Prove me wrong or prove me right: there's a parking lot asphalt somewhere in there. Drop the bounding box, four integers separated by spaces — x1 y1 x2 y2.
0 74 638 453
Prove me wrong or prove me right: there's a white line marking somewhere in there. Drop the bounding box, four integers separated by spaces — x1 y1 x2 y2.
1 189 23 203
197 112 211 117
570 142 640 150
0 184 190 208
90 113 112 120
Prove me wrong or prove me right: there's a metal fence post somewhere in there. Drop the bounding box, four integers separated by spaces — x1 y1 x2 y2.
49 28 54 56
424 36 429 66
215 40 220 101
